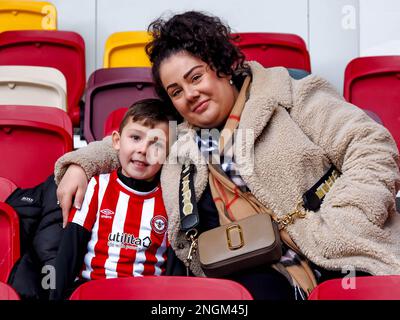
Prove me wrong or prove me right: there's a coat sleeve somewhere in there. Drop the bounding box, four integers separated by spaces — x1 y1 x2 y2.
54 136 120 185
289 75 400 265
49 223 91 300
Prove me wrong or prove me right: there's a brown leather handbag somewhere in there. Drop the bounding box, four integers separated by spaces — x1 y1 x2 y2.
197 212 282 277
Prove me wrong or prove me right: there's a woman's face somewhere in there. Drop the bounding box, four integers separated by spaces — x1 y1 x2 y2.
159 51 238 128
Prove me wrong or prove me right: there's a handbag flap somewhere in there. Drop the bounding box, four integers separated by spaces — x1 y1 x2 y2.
198 214 277 265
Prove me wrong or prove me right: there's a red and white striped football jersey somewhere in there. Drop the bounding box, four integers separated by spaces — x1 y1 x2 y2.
68 170 169 280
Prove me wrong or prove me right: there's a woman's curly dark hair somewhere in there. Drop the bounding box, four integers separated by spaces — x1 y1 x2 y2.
145 11 249 107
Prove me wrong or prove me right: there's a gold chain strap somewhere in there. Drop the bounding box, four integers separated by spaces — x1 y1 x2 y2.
276 201 308 230
184 229 198 276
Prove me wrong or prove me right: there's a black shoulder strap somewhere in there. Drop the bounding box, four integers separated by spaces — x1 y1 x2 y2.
302 165 341 211
179 162 200 232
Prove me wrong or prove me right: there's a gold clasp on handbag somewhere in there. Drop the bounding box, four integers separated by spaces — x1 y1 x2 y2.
187 237 198 261
185 229 198 276
226 224 244 250
277 201 307 230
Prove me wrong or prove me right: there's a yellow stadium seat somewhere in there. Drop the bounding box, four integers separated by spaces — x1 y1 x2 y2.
103 31 152 68
0 1 57 32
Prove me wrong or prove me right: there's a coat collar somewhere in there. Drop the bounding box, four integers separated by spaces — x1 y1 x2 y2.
239 61 293 141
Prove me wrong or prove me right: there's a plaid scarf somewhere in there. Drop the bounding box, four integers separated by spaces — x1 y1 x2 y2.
195 132 247 190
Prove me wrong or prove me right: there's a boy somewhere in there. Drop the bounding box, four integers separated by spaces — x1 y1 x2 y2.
50 99 174 300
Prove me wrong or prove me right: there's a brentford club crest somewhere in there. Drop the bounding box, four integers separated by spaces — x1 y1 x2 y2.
151 215 168 234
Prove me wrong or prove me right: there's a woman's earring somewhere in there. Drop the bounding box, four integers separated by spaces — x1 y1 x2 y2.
229 79 234 85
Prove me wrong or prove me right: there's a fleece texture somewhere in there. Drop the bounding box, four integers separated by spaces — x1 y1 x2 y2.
55 61 400 276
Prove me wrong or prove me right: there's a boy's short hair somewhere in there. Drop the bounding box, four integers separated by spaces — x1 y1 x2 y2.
119 98 176 133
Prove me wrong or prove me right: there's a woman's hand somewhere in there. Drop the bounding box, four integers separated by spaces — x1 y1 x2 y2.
56 164 88 227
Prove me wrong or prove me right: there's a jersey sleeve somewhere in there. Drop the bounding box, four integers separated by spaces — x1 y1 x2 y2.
68 176 99 231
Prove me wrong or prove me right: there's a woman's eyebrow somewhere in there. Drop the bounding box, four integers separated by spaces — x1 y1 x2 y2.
183 65 203 79
166 65 204 91
166 83 178 91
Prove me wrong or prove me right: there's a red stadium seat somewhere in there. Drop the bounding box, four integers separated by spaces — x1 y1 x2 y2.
0 30 85 126
232 32 311 72
103 107 128 137
84 67 157 142
0 177 17 202
308 276 400 300
0 105 72 188
69 276 253 300
364 109 383 124
0 281 20 300
344 56 400 149
0 202 20 283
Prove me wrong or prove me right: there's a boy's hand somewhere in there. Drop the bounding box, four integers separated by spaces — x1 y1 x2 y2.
56 164 88 228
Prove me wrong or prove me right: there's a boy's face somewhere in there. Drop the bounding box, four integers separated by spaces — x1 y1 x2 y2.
112 119 169 181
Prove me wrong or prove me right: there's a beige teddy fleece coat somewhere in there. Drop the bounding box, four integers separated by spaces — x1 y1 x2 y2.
55 61 400 277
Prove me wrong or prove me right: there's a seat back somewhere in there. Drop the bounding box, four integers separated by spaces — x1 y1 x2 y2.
84 67 157 142
69 276 253 300
0 177 18 202
0 65 67 110
103 31 152 68
104 107 128 137
0 105 72 188
0 281 20 300
344 56 400 148
364 109 383 125
308 276 400 300
0 202 20 283
0 30 86 126
0 1 56 32
232 32 311 72
287 68 310 80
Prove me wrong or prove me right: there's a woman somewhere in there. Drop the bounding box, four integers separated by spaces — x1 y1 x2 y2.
55 11 400 299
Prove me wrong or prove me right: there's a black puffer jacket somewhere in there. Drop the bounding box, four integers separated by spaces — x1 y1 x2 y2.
6 175 63 300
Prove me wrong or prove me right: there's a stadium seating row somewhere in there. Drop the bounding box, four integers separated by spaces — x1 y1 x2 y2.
1 60 398 189
2 268 400 300
0 30 399 144
1 32 399 141
0 30 311 127
0 27 315 190
0 1 399 148
0 30 85 126
0 274 254 300
0 1 398 143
